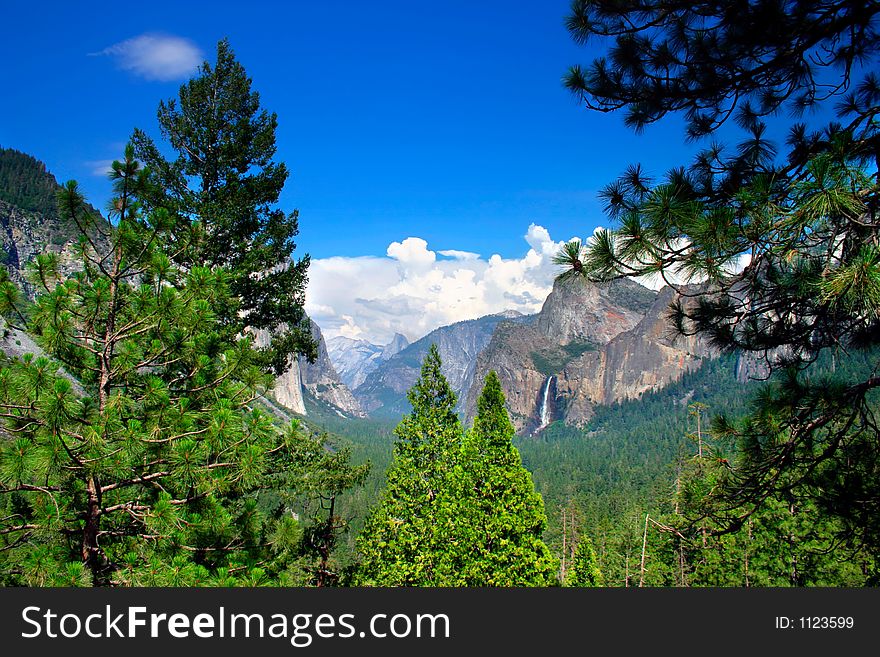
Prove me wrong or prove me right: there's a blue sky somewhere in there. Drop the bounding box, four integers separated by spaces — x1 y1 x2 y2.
1 0 702 342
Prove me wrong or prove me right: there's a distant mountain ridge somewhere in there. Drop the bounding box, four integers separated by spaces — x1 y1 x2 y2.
352 310 532 419
327 333 409 390
318 276 718 435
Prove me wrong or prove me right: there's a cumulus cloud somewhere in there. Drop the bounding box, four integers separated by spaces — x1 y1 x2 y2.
92 34 203 81
306 224 576 345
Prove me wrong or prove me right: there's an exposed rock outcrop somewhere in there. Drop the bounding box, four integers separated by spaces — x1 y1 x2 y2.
261 320 366 418
464 277 715 434
299 321 366 417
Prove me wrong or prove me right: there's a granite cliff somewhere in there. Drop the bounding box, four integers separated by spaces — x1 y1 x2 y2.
464 277 715 433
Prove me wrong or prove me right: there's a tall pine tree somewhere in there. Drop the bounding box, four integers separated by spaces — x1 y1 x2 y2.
354 345 462 585
456 371 558 586
132 38 315 376
0 148 362 586
558 0 880 555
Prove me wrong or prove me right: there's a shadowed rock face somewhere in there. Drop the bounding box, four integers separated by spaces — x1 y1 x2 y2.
260 319 366 418
1 201 109 301
464 277 715 434
251 320 367 419
298 320 365 417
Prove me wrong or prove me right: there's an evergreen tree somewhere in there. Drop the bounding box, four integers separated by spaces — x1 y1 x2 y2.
456 371 558 586
132 39 315 376
0 148 361 586
565 535 604 587
558 0 880 554
280 425 369 586
564 1 878 144
354 344 462 585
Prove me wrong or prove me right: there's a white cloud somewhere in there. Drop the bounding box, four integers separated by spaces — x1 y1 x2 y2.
438 249 481 260
93 34 203 81
386 237 436 269
84 159 114 177
306 224 572 345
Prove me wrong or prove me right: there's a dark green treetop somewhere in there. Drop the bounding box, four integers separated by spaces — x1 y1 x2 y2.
132 38 315 376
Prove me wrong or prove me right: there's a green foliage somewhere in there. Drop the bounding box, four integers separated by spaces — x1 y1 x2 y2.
355 345 462 585
132 39 315 376
564 1 879 140
0 147 60 218
356 351 557 586
455 371 558 585
565 536 603 587
523 350 879 586
530 340 597 375
0 148 364 586
644 415 877 587
561 0 880 557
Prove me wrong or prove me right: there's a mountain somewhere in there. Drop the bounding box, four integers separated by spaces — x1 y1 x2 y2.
379 332 409 360
0 148 362 421
260 320 366 418
327 333 409 390
0 147 106 297
299 321 366 417
354 310 531 418
463 276 715 434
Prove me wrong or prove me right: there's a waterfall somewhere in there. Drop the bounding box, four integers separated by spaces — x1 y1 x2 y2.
538 375 554 430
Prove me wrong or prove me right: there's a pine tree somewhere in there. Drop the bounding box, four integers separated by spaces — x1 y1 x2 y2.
456 371 558 586
0 148 361 586
356 363 559 586
280 425 369 587
558 0 880 554
131 38 315 376
565 536 604 587
354 345 462 586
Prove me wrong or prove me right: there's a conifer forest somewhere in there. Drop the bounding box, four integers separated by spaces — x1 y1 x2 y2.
1 1 879 587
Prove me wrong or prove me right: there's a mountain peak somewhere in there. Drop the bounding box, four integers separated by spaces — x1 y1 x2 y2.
381 333 409 359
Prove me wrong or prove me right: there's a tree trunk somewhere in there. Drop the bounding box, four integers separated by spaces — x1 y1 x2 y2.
639 513 649 587
82 475 102 583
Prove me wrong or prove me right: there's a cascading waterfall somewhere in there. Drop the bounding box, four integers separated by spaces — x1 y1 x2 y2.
538 375 554 430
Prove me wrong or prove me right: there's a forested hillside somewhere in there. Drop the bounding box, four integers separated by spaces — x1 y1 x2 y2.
0 148 62 218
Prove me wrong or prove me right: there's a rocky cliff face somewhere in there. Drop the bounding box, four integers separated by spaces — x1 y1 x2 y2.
464 277 715 434
0 199 103 299
263 320 366 418
0 149 110 298
354 310 530 418
299 321 366 417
